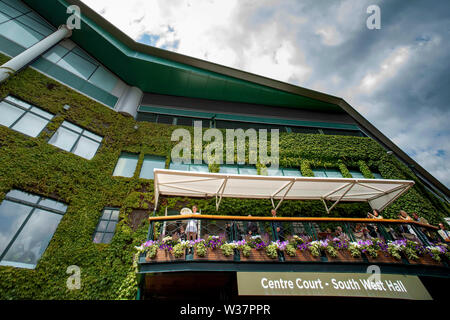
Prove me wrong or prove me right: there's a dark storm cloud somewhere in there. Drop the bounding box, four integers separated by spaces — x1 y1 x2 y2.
231 0 450 187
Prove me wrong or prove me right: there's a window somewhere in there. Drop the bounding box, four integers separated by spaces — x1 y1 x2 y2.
312 168 343 178
282 168 303 177
48 120 102 160
219 164 258 175
372 172 383 179
0 189 67 269
0 96 53 137
113 152 139 177
169 161 209 172
349 170 365 179
139 155 166 179
93 208 119 244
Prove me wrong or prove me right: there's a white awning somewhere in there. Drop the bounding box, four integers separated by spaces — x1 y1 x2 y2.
153 169 414 213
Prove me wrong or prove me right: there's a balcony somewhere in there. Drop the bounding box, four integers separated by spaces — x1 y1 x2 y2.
138 214 449 276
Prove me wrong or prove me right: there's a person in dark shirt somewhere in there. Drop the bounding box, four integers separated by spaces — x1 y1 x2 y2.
246 215 259 236
271 209 284 241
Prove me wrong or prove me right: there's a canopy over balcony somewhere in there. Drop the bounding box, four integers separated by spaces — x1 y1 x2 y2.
153 169 414 213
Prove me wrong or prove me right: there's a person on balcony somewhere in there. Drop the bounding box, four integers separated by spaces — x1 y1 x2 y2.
271 209 285 241
186 205 200 241
367 209 383 219
246 215 259 236
438 223 450 242
334 226 349 241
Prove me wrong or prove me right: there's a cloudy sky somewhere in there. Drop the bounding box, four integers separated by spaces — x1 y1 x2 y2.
82 0 450 188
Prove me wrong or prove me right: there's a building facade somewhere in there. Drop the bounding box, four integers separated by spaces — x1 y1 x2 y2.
0 0 448 300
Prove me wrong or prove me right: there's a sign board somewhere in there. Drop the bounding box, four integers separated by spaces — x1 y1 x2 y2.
237 272 432 300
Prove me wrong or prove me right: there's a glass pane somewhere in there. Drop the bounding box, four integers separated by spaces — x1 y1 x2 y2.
0 200 32 255
0 101 24 127
312 169 327 177
17 14 53 36
97 220 108 232
110 210 119 221
38 198 67 213
12 112 48 137
88 66 118 93
324 169 343 178
56 52 97 80
349 170 365 179
139 156 166 179
157 114 174 125
238 166 258 175
189 164 209 172
42 45 69 64
113 153 138 177
2 209 62 268
61 121 82 133
102 233 113 243
30 107 53 120
102 210 112 220
169 162 190 171
219 165 239 174
266 167 283 176
49 127 79 152
5 96 31 109
0 19 43 48
106 222 117 232
2 0 30 14
72 136 100 160
6 190 40 203
82 130 102 142
0 2 21 18
93 232 103 244
0 12 10 24
282 168 303 177
373 173 383 179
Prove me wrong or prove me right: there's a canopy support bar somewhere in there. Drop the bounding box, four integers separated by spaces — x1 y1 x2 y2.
216 177 228 210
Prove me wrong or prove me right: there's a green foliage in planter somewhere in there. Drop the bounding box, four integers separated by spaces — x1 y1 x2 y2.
348 243 362 258
145 246 158 260
265 243 278 259
194 241 207 257
172 243 185 258
325 245 338 258
285 244 297 257
0 52 447 300
241 244 252 257
220 243 235 257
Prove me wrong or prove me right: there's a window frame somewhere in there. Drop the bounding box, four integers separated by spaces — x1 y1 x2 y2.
0 189 67 269
92 207 120 244
0 95 54 137
49 120 103 160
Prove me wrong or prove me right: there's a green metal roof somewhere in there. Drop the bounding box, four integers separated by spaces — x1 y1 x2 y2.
23 0 344 113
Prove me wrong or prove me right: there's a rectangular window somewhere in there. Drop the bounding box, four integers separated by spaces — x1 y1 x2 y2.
282 168 303 177
0 96 53 137
113 152 139 177
219 165 239 174
48 120 102 160
312 168 343 178
349 170 365 179
169 161 209 172
0 189 67 269
372 172 383 179
237 165 258 175
93 208 119 244
139 155 166 179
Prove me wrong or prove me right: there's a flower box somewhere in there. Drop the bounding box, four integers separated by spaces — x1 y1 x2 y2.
406 254 443 267
240 249 277 262
194 247 234 261
325 250 364 263
365 250 402 264
145 249 185 263
283 249 321 262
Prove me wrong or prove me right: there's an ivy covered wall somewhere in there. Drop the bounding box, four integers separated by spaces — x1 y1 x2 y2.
0 53 448 299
